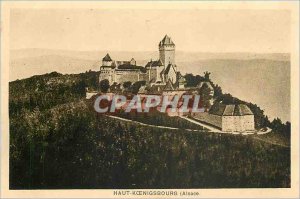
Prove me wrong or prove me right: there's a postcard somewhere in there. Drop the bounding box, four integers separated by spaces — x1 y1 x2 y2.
1 1 299 198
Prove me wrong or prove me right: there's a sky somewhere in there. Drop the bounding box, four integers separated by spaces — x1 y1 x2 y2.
10 9 291 53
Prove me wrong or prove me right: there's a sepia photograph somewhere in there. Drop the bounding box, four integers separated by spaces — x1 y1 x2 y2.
1 1 299 198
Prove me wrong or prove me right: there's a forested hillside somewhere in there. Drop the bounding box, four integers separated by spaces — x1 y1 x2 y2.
9 71 98 114
9 71 290 189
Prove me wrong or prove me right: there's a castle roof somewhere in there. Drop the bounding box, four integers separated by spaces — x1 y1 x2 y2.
102 53 112 61
164 63 176 75
116 64 147 73
209 104 253 116
159 35 175 46
236 104 254 115
145 59 164 68
101 65 116 69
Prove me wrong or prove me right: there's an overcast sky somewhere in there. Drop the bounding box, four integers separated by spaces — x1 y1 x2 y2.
10 9 291 53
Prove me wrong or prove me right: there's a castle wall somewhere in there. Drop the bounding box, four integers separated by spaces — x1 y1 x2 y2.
100 69 150 85
102 60 112 66
138 73 149 83
193 112 222 129
115 70 140 83
222 116 241 132
222 115 255 132
156 66 164 82
99 69 114 84
241 115 255 131
193 113 254 132
168 66 177 84
148 68 157 82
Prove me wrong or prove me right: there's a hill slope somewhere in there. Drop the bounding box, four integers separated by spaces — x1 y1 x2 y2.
9 72 290 189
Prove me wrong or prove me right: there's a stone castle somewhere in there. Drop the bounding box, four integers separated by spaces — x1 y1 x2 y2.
99 35 178 86
94 35 255 133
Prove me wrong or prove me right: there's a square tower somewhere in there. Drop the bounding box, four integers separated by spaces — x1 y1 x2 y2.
159 35 175 66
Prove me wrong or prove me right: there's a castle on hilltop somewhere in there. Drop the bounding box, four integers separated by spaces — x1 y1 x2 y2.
99 35 178 86
92 35 255 133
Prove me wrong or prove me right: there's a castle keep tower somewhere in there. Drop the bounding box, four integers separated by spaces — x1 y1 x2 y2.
159 35 175 66
102 53 113 66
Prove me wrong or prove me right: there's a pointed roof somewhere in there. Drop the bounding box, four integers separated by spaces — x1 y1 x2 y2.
223 105 236 116
209 104 253 116
145 59 164 68
102 53 112 61
236 104 254 115
116 64 147 73
159 35 175 46
164 63 176 75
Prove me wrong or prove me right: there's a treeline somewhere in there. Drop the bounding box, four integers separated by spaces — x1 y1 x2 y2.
9 71 99 115
99 79 146 94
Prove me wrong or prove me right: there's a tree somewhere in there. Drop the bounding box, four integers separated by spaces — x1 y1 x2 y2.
75 80 87 96
123 81 132 90
131 81 146 94
99 79 110 92
199 83 213 111
216 93 238 104
284 121 291 139
271 118 283 132
213 84 223 98
184 73 205 87
204 71 211 81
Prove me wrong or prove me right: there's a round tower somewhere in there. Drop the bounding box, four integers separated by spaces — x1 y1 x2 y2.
102 53 113 66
